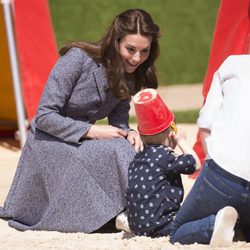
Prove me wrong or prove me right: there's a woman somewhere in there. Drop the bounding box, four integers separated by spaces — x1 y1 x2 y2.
0 9 160 233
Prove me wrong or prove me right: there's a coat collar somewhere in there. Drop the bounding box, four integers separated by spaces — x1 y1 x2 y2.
92 65 109 102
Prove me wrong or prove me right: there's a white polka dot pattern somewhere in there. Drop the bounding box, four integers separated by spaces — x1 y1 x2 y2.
126 144 196 237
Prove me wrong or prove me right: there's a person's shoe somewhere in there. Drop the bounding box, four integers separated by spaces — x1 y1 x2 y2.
210 206 238 247
115 211 131 233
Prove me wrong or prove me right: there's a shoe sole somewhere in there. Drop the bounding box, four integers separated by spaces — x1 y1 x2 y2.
210 206 238 247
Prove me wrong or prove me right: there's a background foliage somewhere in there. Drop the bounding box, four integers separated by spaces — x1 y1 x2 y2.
49 0 220 85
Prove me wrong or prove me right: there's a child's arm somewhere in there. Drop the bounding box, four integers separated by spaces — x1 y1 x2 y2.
171 127 201 170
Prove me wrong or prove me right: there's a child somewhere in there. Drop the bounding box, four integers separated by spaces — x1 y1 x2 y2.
124 88 201 237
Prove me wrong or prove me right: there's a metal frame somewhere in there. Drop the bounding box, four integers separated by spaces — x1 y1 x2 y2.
1 0 27 147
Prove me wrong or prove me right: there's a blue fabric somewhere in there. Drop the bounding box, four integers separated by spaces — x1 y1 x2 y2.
170 159 250 244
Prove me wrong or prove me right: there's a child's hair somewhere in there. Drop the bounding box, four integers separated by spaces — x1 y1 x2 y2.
140 127 171 145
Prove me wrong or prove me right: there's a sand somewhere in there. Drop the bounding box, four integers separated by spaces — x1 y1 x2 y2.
1 124 250 250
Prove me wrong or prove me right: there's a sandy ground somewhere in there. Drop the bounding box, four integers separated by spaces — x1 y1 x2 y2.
1 123 250 250
0 84 248 249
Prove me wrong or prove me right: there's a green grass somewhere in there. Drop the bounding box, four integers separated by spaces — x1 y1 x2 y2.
96 109 199 125
49 0 220 85
173 109 199 124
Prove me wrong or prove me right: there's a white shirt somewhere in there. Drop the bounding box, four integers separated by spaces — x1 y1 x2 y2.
198 55 250 181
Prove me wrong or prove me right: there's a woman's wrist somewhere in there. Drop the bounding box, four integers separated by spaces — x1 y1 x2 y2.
83 125 96 139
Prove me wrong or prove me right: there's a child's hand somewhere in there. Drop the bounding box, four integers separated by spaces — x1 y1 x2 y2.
173 126 187 143
172 126 201 170
167 130 177 149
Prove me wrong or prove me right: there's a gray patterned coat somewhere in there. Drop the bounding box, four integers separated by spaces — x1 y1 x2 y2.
0 48 136 233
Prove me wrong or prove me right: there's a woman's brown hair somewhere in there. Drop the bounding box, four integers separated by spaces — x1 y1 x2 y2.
60 9 160 99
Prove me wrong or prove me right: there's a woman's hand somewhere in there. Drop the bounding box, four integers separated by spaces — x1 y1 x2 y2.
85 125 127 139
127 130 143 152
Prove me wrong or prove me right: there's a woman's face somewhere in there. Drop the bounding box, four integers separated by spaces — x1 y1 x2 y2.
119 34 152 73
